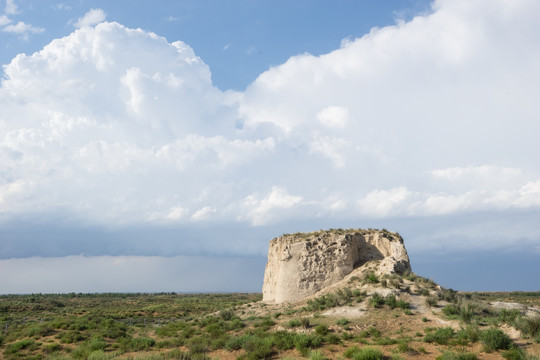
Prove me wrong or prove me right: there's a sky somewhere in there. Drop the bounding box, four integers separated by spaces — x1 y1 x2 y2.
1 0 539 294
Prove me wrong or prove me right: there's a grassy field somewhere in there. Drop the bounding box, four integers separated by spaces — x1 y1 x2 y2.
1 281 539 359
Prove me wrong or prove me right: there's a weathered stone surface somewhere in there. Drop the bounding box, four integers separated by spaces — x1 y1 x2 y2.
262 229 411 304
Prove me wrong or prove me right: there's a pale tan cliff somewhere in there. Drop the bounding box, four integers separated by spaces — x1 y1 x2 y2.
262 229 411 304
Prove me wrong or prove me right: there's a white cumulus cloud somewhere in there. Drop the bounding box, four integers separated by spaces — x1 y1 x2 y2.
2 21 44 38
75 8 107 28
0 14 11 26
1 0 540 255
4 0 17 15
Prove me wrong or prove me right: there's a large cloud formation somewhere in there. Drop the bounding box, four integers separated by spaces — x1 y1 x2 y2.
1 0 540 255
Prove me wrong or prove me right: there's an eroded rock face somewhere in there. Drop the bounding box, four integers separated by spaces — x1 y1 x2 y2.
262 229 411 304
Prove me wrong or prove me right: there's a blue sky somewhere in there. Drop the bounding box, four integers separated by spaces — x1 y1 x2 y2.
0 0 432 90
1 0 539 293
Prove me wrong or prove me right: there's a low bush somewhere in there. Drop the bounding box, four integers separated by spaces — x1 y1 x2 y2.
219 309 234 321
325 333 341 345
60 330 87 343
374 337 396 345
253 316 275 330
480 328 512 352
384 294 397 308
514 316 540 338
127 337 156 351
458 302 477 323
288 318 301 328
294 334 324 357
498 309 521 323
88 336 107 351
436 351 478 360
439 288 458 303
442 304 459 317
455 325 479 345
364 272 379 284
315 324 329 336
424 327 455 345
4 339 37 355
425 295 439 307
344 346 384 360
502 347 526 360
271 331 296 350
43 342 63 354
88 350 115 360
370 293 384 308
242 335 274 360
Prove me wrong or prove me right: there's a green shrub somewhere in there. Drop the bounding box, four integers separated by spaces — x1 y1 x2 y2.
424 327 455 345
186 336 210 355
436 351 478 360
396 300 409 309
156 340 173 349
480 328 512 352
425 296 439 307
458 302 477 323
397 339 414 353
337 288 354 304
271 331 296 350
4 339 37 355
288 318 301 328
219 309 234 321
43 342 62 354
124 337 156 351
370 293 384 308
347 346 384 360
325 333 341 345
514 316 540 338
242 335 273 360
226 318 245 331
71 344 92 359
101 319 127 339
498 309 521 323
42 354 72 360
344 346 361 358
294 334 323 357
309 350 328 360
439 288 458 303
300 317 311 329
374 337 396 345
224 335 243 351
455 325 479 344
364 272 379 284
337 318 350 326
442 304 459 317
205 322 225 338
384 294 397 309
88 350 115 360
60 330 87 343
253 316 275 330
88 336 107 351
364 326 381 339
502 347 526 360
315 324 329 336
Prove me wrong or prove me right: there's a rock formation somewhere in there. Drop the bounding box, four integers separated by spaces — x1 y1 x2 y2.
262 229 411 304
